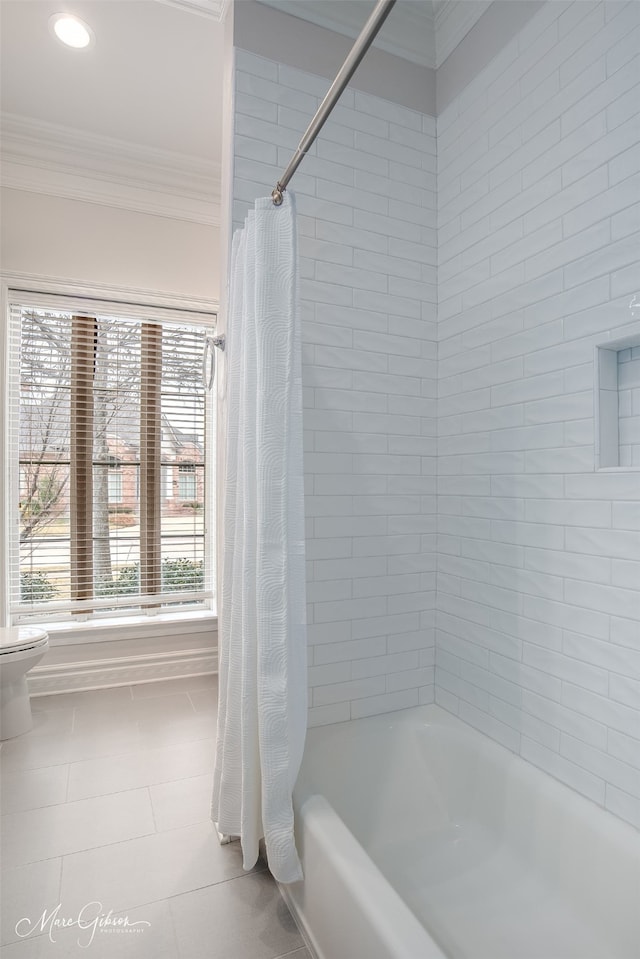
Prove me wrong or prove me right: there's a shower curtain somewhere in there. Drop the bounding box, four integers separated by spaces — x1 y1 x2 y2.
212 193 308 884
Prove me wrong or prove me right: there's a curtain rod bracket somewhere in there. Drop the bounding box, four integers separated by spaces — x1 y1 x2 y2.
272 185 284 206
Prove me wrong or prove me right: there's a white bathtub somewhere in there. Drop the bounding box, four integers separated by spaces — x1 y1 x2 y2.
281 705 640 959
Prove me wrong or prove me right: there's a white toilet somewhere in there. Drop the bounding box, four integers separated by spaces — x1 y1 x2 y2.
0 626 49 740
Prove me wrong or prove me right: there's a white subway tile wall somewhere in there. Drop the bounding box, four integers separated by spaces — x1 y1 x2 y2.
233 50 438 725
232 0 639 832
436 0 640 828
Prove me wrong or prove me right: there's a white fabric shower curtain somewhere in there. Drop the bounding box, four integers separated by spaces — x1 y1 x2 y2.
212 193 308 884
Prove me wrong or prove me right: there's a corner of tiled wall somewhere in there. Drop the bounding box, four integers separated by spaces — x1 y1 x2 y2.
233 48 439 727
435 0 640 829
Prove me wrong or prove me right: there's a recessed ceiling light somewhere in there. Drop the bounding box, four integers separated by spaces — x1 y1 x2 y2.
49 13 94 49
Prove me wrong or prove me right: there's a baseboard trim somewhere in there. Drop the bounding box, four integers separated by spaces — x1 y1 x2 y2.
28 645 217 695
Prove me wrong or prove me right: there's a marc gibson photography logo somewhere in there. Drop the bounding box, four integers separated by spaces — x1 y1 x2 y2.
15 901 151 948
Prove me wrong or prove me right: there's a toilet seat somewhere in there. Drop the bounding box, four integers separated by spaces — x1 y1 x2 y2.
0 627 49 655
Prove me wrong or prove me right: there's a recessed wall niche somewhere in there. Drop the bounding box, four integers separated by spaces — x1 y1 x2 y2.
596 331 640 470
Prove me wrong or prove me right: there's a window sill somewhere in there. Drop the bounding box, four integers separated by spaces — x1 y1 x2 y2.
41 609 218 648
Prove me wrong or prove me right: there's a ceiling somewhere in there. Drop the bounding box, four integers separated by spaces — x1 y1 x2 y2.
0 0 488 156
0 0 226 160
0 0 488 226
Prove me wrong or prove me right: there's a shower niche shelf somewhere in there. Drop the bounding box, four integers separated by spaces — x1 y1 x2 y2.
595 330 640 471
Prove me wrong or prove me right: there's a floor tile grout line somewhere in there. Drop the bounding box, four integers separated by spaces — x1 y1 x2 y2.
0 814 215 854
1 730 217 773
1 758 74 775
2 751 214 778
34 687 208 715
186 689 202 715
273 949 311 959
1 823 160 870
148 784 159 833
67 771 214 806
64 761 71 803
56 854 64 917
130 675 217 699
1 781 169 816
146 866 274 914
1 816 242 870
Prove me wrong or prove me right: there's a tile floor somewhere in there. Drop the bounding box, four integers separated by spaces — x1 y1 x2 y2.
0 675 310 959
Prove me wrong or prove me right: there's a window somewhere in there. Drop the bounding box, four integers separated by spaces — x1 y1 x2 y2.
178 464 197 500
107 466 123 503
7 293 216 623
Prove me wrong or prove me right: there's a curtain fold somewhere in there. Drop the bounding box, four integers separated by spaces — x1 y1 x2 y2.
212 193 307 884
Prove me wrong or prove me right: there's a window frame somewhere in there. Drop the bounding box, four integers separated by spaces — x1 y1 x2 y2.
177 463 198 500
107 464 123 504
0 275 219 644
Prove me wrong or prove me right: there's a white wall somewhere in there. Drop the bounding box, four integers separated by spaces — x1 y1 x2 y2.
1 188 220 301
232 48 438 725
436 0 640 828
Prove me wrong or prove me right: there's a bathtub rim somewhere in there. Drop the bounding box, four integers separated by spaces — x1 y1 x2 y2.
281 791 448 959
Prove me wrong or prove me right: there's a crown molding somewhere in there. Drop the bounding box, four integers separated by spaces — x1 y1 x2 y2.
0 113 221 227
434 0 492 67
381 2 436 69
154 0 230 21
258 0 437 68
257 1 492 70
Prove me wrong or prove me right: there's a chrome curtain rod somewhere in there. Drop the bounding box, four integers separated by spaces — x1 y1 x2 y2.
271 0 397 206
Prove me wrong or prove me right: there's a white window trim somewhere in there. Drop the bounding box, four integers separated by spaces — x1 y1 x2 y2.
0 272 220 637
